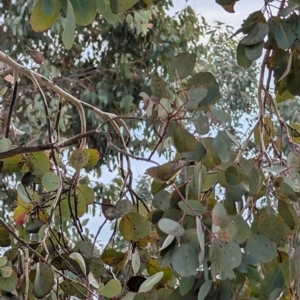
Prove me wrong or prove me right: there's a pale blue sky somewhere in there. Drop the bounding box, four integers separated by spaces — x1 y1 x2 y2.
175 0 262 28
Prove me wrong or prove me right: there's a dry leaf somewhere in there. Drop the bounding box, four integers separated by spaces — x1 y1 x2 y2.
29 49 44 64
4 74 14 84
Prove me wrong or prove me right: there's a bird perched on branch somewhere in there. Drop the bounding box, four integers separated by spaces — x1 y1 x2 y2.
144 160 196 183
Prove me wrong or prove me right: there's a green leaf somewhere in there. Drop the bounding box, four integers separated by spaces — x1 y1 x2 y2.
223 216 252 244
70 0 96 26
26 219 44 234
97 0 118 24
171 244 198 277
0 270 18 292
151 75 167 98
210 108 231 125
69 252 86 274
77 185 95 205
83 148 100 168
153 190 171 211
138 272 164 293
213 131 231 162
119 212 149 242
158 218 185 236
212 202 229 227
210 240 242 280
17 184 40 204
0 257 8 268
98 279 122 298
101 249 124 266
187 72 220 110
173 126 198 152
105 199 133 219
257 214 290 244
241 22 269 45
245 234 277 264
41 0 58 16
171 52 197 79
287 67 300 96
178 200 206 216
179 276 195 296
185 87 208 111
244 41 264 61
225 166 242 185
260 268 284 298
274 19 296 49
33 263 54 298
69 149 89 170
63 0 76 49
25 152 50 178
263 165 287 174
30 0 60 32
198 280 213 300
278 199 298 229
0 266 13 278
279 3 298 16
3 155 24 172
249 168 261 196
42 172 60 191
237 40 252 69
194 115 210 134
110 0 139 13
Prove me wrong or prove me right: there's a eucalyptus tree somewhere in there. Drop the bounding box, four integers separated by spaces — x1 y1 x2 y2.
0 1 299 299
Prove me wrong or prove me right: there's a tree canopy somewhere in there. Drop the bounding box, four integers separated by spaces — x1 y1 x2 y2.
1 0 300 299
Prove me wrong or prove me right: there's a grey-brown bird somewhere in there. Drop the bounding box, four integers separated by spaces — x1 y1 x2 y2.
144 160 196 183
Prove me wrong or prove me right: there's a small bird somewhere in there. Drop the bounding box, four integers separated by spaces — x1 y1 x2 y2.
144 160 196 183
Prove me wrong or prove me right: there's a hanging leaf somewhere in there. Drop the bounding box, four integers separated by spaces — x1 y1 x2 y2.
30 0 60 32
98 279 122 298
70 0 96 26
237 40 252 68
212 202 229 227
33 263 54 298
119 212 149 242
171 52 196 79
225 166 242 185
244 41 264 61
69 149 89 170
69 252 86 274
42 172 60 191
171 244 198 277
173 126 198 152
97 0 118 24
158 218 185 236
138 272 164 293
110 0 139 13
62 0 76 49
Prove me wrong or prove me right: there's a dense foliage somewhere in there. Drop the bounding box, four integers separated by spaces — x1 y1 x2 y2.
1 0 300 299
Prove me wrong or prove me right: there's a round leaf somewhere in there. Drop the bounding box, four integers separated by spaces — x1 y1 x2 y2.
70 0 96 26
171 52 196 79
246 234 277 264
158 218 185 236
69 149 88 170
119 212 149 242
42 172 60 191
225 166 242 185
171 244 198 277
